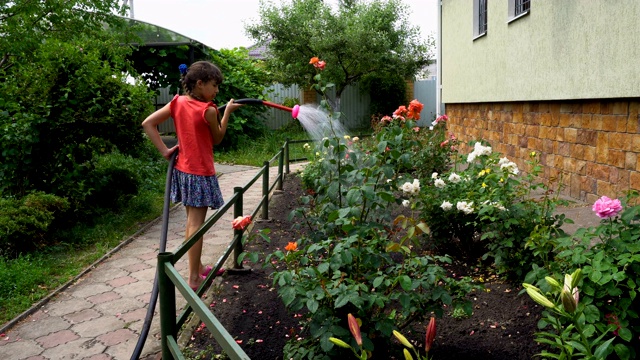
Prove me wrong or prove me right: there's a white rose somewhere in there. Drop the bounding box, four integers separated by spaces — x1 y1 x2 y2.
448 173 461 183
402 200 411 208
434 179 446 188
440 201 453 211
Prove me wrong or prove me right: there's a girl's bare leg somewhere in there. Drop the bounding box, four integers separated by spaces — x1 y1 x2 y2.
185 206 208 289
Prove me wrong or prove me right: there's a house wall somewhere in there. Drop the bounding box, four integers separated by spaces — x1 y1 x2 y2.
446 99 640 203
441 1 640 103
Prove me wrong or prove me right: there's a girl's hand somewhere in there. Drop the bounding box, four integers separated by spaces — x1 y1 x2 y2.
163 145 179 160
225 99 243 114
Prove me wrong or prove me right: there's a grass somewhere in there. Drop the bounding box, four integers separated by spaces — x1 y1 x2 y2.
0 189 165 325
215 124 312 166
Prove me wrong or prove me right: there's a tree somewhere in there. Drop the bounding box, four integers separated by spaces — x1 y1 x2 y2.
246 0 432 112
0 0 131 74
0 1 151 203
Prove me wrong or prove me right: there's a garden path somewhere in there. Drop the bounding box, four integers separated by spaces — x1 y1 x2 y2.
0 162 305 360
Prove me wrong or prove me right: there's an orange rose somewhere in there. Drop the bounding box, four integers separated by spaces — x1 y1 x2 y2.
309 57 319 64
284 242 298 251
407 99 424 120
231 215 252 230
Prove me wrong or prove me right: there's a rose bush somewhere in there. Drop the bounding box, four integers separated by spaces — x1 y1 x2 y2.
525 194 640 359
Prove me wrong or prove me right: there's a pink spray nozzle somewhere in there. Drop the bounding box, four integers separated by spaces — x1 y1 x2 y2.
292 105 300 119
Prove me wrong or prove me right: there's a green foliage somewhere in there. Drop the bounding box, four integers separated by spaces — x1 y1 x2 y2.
247 0 432 111
208 48 271 149
0 37 154 203
360 73 408 116
525 196 640 359
523 270 617 359
0 0 131 74
0 192 69 256
419 143 568 279
248 104 476 357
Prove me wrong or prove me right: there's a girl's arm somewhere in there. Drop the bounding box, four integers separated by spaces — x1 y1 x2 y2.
206 99 243 145
141 103 178 160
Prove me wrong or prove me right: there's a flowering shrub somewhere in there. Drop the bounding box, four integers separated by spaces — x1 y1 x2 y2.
244 58 478 359
525 194 640 358
523 269 617 359
419 145 568 278
372 110 458 180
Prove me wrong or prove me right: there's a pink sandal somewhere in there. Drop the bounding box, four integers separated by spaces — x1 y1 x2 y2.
200 265 213 279
200 266 225 279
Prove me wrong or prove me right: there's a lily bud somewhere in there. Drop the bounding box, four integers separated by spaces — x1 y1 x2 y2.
425 317 436 353
329 337 351 349
403 348 414 360
561 289 577 313
393 330 414 349
348 313 362 347
523 283 555 309
545 276 561 290
570 269 582 289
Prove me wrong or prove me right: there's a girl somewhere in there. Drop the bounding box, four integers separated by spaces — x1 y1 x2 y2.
142 61 242 291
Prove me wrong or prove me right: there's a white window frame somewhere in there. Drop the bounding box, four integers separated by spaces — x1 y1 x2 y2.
508 0 530 23
473 0 488 40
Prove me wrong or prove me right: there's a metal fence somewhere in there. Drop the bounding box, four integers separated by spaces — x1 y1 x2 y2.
155 144 289 360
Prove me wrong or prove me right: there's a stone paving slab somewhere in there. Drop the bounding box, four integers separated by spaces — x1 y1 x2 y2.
0 163 306 360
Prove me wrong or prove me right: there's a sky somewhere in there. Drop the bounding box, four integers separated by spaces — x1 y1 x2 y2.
127 0 438 50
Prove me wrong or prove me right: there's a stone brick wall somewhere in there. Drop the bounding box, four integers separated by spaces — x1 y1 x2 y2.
445 99 640 203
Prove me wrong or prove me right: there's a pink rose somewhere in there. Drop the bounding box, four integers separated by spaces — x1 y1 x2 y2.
592 196 622 218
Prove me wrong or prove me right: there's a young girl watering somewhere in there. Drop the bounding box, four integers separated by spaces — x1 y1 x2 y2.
142 61 242 291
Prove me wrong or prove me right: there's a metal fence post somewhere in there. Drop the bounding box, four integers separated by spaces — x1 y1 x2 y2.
157 252 176 360
232 187 244 270
285 138 290 174
277 147 284 191
262 161 269 220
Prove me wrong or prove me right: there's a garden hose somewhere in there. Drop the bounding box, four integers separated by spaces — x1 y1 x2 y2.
218 98 300 118
130 150 177 360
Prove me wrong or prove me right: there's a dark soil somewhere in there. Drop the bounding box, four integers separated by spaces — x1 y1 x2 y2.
187 173 547 359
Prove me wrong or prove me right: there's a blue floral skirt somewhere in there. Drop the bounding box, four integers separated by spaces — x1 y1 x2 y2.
171 169 224 209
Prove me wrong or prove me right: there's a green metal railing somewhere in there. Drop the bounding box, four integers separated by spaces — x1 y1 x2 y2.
156 141 290 360
152 134 374 359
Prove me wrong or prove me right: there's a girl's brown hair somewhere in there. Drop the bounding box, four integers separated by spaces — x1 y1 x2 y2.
180 61 223 95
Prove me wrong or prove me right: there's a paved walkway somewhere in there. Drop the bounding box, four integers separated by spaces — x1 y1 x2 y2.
0 163 306 360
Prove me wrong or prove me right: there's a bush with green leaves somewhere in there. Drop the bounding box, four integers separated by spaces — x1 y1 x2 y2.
0 192 69 256
0 37 153 205
418 143 568 278
524 195 640 359
523 269 618 359
246 108 476 359
208 48 271 150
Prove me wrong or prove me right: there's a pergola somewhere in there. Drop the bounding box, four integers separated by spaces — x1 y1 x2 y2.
126 18 215 89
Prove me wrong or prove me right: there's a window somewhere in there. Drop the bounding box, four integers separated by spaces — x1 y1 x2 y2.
508 0 530 22
515 0 530 15
473 0 488 39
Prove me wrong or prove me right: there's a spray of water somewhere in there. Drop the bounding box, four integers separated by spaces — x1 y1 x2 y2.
295 104 347 141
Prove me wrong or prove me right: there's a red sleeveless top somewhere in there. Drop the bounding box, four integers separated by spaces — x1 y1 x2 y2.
170 95 218 176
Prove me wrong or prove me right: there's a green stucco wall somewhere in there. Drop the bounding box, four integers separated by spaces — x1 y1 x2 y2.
441 1 640 103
